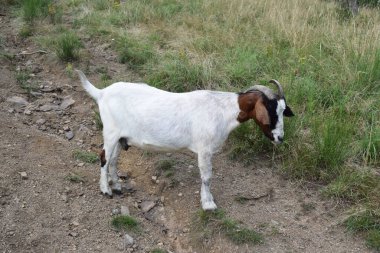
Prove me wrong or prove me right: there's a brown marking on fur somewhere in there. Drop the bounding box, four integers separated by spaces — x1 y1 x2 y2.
100 149 106 167
238 92 273 140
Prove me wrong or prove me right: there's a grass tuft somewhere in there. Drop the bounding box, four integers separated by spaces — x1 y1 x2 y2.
150 249 167 253
73 150 99 164
196 209 263 245
65 172 86 183
54 31 83 62
111 215 139 231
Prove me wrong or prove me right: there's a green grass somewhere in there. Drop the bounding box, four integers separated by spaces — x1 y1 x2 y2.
21 0 51 22
111 215 139 231
196 209 263 245
155 159 175 177
72 150 99 164
65 172 86 183
54 31 83 62
15 70 37 93
344 210 380 249
150 249 167 253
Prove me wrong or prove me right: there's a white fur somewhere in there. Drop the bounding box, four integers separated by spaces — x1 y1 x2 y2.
272 99 285 144
76 70 241 210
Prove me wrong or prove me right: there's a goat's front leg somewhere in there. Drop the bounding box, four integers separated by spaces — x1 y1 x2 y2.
198 152 217 211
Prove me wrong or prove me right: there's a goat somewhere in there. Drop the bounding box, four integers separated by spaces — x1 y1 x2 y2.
76 70 294 210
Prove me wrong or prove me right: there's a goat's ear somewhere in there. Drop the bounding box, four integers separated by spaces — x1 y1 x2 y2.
255 101 270 125
284 105 295 117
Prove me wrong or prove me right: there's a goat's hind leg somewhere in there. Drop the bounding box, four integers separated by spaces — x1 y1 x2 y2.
108 141 122 194
99 136 119 197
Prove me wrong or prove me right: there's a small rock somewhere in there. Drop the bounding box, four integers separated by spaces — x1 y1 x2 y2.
183 228 189 233
140 200 156 213
30 91 43 97
178 193 183 197
20 172 28 180
39 104 59 112
62 194 68 203
7 96 29 107
8 108 15 113
63 125 70 131
123 233 134 247
60 96 75 110
160 196 165 203
24 109 32 115
77 163 84 167
120 205 130 216
188 165 194 169
151 176 157 182
72 221 80 226
36 118 46 125
65 131 74 140
69 232 78 237
112 208 121 215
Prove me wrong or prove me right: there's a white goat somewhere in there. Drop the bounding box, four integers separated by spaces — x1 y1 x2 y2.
76 70 294 210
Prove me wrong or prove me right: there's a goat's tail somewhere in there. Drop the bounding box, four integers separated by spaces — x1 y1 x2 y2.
75 69 102 101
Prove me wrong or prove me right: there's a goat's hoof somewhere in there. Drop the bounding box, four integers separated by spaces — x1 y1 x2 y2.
202 201 217 211
100 191 113 199
112 188 123 195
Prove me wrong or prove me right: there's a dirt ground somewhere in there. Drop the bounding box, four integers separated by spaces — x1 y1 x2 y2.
0 9 374 253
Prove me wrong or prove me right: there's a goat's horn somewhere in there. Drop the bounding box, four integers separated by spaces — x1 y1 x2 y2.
269 79 284 98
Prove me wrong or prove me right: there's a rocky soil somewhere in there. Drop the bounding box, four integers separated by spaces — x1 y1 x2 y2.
0 9 374 253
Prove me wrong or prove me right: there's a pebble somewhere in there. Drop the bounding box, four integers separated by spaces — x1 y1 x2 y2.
63 125 70 131
24 109 32 115
123 233 134 247
69 232 78 237
77 163 84 167
60 96 75 110
140 200 156 212
72 221 80 226
36 118 46 125
39 104 59 112
151 176 158 182
112 208 121 215
65 131 74 140
20 172 28 180
178 193 183 197
188 165 194 169
7 96 29 107
120 205 130 216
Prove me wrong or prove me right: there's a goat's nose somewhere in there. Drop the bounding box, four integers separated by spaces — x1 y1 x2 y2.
278 136 283 143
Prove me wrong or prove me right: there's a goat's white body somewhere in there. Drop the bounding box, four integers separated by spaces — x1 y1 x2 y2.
99 82 240 153
77 70 241 210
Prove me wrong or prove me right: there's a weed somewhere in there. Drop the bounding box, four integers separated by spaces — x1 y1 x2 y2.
19 25 33 38
111 215 139 231
155 159 175 178
65 172 86 183
15 70 37 93
196 209 263 245
323 170 379 202
150 249 167 253
21 0 50 22
54 31 83 62
65 63 74 78
116 35 155 68
72 150 98 164
146 53 206 92
345 211 380 232
366 229 380 250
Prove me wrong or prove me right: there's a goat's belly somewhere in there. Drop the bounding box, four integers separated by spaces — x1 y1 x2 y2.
128 139 188 152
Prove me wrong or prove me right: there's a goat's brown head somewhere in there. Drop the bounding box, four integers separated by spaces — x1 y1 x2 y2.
237 80 294 144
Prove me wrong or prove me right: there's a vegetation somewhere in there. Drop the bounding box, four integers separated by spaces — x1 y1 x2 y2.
111 215 139 232
54 31 83 61
72 149 99 164
155 159 175 177
65 172 86 183
15 70 37 94
196 209 263 245
14 0 380 249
